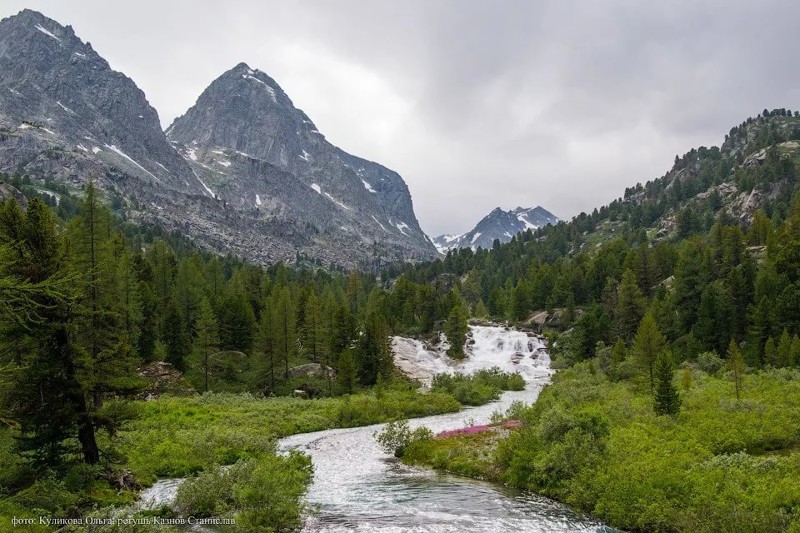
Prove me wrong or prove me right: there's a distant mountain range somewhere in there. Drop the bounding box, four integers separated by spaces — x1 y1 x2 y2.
0 9 437 268
433 206 559 253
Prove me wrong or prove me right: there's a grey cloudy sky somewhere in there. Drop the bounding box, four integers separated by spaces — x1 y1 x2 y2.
3 1 800 236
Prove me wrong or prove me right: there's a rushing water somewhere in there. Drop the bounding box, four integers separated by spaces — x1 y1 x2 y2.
139 326 610 531
277 326 610 532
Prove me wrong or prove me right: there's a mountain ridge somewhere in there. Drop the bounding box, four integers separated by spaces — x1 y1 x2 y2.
433 205 559 253
0 9 436 268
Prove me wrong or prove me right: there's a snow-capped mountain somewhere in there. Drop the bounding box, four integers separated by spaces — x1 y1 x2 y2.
0 9 436 268
433 206 559 253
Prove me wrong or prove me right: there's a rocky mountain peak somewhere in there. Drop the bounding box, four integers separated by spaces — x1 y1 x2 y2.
433 205 559 253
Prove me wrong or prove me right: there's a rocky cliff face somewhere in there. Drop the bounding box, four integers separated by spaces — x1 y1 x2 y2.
433 206 559 253
0 9 205 196
0 10 436 268
166 63 435 264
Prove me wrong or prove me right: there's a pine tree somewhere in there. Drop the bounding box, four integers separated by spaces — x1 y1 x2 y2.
444 295 469 359
727 339 745 400
632 311 666 391
274 287 298 379
615 269 646 340
193 297 220 392
777 329 792 368
337 348 357 394
654 351 681 416
164 300 190 371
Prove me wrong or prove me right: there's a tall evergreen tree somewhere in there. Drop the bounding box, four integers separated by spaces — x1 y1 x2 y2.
0 199 100 464
254 298 277 392
654 351 680 416
164 300 190 371
614 269 646 340
193 297 220 392
274 287 298 379
444 295 469 359
632 311 666 391
68 182 138 407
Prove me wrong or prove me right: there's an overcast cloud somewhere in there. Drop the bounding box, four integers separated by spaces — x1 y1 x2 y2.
2 0 800 236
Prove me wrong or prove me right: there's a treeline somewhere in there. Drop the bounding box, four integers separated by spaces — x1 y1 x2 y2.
0 182 474 470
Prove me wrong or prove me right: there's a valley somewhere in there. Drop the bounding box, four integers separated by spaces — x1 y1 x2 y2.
1 5 800 533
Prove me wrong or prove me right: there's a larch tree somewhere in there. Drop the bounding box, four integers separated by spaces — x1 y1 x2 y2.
727 339 745 400
0 198 100 464
274 287 298 380
193 297 220 392
632 311 666 391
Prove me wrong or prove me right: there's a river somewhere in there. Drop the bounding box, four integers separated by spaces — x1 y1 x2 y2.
277 325 610 532
138 326 609 531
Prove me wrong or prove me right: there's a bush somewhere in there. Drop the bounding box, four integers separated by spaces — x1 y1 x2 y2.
697 351 724 374
375 420 433 457
431 367 524 406
175 452 313 532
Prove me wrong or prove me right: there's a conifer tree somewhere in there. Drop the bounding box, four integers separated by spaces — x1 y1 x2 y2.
68 182 138 407
614 269 646 340
218 283 256 352
164 300 190 371
727 339 745 400
357 310 393 385
193 297 220 392
473 299 489 318
337 348 357 394
632 311 666 391
791 335 800 367
254 298 277 392
764 337 778 367
444 295 469 359
274 287 298 379
0 199 100 464
777 329 792 368
654 351 680 416
302 291 326 363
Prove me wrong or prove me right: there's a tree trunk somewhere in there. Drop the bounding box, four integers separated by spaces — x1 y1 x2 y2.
58 326 100 465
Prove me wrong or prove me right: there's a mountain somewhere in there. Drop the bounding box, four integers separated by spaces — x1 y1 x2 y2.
165 63 435 265
433 206 559 253
0 9 436 268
